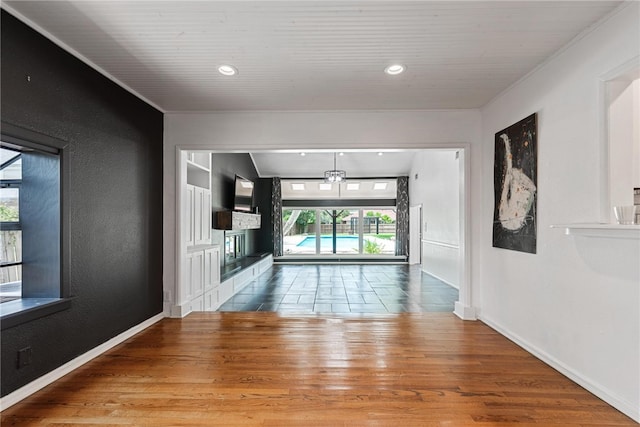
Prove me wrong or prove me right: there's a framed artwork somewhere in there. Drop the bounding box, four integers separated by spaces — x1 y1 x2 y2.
492 113 537 254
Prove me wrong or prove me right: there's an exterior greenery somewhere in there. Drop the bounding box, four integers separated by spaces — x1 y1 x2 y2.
0 206 19 222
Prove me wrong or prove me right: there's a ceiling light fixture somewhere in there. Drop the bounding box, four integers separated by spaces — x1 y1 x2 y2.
218 65 238 76
384 64 405 75
324 152 346 183
347 183 360 191
300 152 306 156
319 183 332 191
378 152 384 156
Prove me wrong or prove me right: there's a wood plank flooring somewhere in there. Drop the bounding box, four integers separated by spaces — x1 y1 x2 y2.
1 312 635 426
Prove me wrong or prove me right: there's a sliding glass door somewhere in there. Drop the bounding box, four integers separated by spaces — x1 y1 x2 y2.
362 209 396 255
282 207 396 256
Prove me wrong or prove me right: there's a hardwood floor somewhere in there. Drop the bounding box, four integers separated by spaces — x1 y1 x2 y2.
2 312 634 426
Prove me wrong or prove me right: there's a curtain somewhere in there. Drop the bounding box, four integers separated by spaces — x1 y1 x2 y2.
395 176 409 257
272 177 283 256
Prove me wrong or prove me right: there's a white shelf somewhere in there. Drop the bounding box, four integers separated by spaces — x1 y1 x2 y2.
550 223 640 239
186 161 210 189
186 159 210 173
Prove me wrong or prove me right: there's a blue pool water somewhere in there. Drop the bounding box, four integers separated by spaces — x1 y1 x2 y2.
297 236 359 250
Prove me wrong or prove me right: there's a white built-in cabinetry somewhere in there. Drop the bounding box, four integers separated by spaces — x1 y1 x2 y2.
183 245 221 313
170 151 274 318
172 151 220 317
186 185 212 246
218 255 273 306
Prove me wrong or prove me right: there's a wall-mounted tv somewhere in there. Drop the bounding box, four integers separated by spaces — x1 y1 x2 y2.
234 175 254 212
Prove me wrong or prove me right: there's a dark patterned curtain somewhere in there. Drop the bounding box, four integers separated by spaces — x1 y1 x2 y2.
395 176 409 257
272 177 283 256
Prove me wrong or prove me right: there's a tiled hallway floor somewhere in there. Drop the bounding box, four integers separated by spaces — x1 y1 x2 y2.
218 264 458 314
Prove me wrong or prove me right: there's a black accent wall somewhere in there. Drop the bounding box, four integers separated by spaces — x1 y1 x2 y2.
1 11 163 396
210 153 261 263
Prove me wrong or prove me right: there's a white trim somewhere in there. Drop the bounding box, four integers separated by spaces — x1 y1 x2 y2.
458 145 474 320
0 313 165 411
454 301 476 321
164 108 480 115
421 239 459 250
248 153 263 177
598 55 640 223
169 302 192 318
480 314 639 423
0 4 164 113
409 204 422 265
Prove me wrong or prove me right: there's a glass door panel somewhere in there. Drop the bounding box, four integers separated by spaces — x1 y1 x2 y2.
335 209 360 254
363 209 397 255
282 209 317 255
281 207 397 256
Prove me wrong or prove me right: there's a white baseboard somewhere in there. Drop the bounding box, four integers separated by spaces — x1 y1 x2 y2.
454 301 477 320
0 312 165 411
480 314 639 423
170 301 192 318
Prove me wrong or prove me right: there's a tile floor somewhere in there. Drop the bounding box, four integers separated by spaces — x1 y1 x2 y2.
218 264 459 314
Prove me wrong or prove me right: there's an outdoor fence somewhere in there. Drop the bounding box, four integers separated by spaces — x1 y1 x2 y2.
0 230 22 283
287 223 396 236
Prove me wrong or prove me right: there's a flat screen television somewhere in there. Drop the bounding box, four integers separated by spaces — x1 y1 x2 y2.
233 175 254 212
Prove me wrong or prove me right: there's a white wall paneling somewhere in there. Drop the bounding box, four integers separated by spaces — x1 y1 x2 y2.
172 150 219 317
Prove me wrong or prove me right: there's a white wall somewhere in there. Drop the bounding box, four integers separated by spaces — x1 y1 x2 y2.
609 78 640 207
410 150 460 287
164 109 483 316
480 3 639 422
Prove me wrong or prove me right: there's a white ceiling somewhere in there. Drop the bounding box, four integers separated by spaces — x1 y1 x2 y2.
251 151 418 178
2 1 622 178
4 1 621 112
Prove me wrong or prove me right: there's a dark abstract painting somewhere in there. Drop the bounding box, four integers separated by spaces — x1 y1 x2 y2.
492 113 537 254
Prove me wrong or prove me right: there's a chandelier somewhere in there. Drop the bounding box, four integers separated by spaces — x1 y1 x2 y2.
324 152 346 183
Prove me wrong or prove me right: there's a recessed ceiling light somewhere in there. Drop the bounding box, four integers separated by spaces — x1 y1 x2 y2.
384 64 405 75
346 183 360 191
300 152 306 156
218 65 238 76
319 183 332 191
291 183 305 191
377 152 384 156
373 182 387 190
338 152 345 156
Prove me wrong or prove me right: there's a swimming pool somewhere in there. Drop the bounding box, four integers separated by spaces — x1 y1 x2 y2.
297 235 359 251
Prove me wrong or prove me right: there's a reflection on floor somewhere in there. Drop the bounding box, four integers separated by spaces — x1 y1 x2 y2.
218 264 458 314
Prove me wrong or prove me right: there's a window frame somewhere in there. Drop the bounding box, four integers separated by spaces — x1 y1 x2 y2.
0 122 72 330
281 206 398 256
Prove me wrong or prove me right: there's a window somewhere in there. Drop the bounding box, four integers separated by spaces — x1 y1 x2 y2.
282 207 397 256
0 126 69 329
0 147 22 302
280 179 400 257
